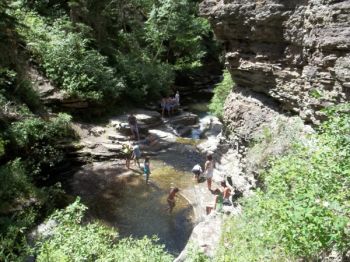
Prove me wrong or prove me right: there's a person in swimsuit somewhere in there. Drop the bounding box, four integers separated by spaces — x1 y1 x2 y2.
166 187 179 213
204 154 214 191
220 181 232 205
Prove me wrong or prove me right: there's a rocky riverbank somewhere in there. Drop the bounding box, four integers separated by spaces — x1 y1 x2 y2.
57 108 251 259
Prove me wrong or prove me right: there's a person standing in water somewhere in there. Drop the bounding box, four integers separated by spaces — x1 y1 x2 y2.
143 156 151 184
204 154 214 191
122 142 133 169
132 143 141 168
166 187 179 213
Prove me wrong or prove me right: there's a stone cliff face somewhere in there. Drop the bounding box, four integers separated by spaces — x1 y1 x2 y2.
200 0 350 124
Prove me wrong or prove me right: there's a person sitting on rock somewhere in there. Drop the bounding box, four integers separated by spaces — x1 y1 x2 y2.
140 134 159 147
220 181 232 206
169 97 177 115
128 113 139 140
165 96 172 117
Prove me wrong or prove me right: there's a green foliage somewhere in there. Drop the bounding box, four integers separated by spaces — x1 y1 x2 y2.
209 70 234 119
0 160 35 212
0 159 39 261
9 113 73 176
17 11 125 101
0 133 6 157
145 0 210 70
186 243 210 262
0 207 37 262
309 89 323 99
35 199 174 261
216 104 350 261
116 52 174 102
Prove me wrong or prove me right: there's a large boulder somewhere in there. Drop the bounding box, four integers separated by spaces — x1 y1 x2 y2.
110 110 162 136
170 112 199 126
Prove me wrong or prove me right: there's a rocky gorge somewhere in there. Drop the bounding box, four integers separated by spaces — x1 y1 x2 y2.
199 0 350 184
13 0 350 260
200 0 350 125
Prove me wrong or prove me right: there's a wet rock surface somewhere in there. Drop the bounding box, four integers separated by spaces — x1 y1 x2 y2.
64 108 246 259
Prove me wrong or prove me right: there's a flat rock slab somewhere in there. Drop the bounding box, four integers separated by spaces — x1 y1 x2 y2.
170 113 198 126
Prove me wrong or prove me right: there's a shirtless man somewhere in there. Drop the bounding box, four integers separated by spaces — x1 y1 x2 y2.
220 181 231 204
206 181 231 214
166 187 179 213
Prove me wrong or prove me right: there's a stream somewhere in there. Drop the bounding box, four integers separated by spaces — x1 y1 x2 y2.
65 102 220 256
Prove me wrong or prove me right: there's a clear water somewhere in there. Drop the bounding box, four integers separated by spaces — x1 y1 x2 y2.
111 171 194 256
71 102 215 256
78 159 198 256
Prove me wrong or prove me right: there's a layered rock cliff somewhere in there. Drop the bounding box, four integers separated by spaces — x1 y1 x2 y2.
200 0 350 126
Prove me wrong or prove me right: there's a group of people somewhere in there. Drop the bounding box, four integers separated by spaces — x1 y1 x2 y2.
122 142 151 184
127 91 180 141
160 91 180 117
122 141 178 213
192 153 232 214
121 143 231 214
125 108 232 215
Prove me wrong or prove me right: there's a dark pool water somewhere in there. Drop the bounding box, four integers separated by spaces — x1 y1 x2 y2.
112 174 194 255
74 160 197 256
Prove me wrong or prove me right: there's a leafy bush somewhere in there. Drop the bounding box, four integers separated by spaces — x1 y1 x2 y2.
9 113 73 176
209 70 234 119
216 104 350 261
145 0 211 70
0 207 37 262
17 11 125 102
0 160 36 212
35 199 174 261
116 52 174 102
0 160 39 262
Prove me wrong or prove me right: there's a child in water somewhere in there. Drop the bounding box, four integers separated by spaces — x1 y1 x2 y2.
166 187 179 213
143 156 151 184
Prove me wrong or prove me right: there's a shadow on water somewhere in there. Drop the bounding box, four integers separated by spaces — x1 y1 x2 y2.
66 101 217 256
69 164 194 256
